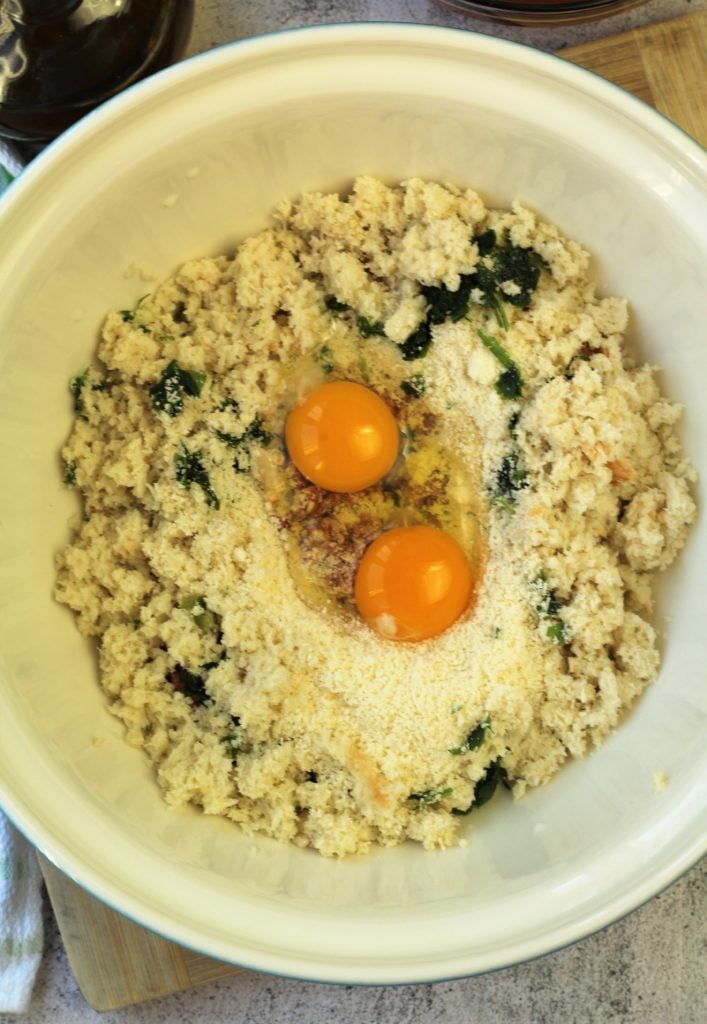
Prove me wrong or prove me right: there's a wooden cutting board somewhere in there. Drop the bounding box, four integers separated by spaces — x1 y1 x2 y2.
38 11 707 1013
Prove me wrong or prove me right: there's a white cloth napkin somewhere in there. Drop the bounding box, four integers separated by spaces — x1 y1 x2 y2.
0 814 44 1014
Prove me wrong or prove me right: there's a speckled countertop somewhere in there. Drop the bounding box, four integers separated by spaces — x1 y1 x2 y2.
17 1 707 1021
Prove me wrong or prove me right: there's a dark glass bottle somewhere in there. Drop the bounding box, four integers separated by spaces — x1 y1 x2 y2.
0 1 194 155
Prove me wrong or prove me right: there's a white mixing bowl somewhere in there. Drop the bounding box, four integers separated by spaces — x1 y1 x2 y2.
0 25 704 984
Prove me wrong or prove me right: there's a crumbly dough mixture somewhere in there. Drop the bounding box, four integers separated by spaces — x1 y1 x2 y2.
55 177 695 857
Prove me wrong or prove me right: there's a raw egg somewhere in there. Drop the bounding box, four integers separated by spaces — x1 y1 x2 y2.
354 525 474 642
285 380 399 493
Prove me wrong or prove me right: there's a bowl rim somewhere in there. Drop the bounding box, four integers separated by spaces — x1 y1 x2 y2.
0 20 705 985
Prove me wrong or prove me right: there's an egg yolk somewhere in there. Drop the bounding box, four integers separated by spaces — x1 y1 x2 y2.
285 380 399 493
354 525 474 642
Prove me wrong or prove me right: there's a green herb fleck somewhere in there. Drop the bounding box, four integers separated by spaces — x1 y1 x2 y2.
318 345 334 374
489 292 509 331
214 430 241 449
243 416 272 446
530 572 569 646
409 787 453 808
172 300 188 323
216 416 271 473
217 417 272 448
63 460 77 486
218 397 241 414
401 373 426 398
449 716 491 755
478 329 523 400
180 594 219 632
452 759 508 816
221 721 243 762
149 360 206 417
490 449 528 512
70 369 89 416
119 294 151 332
547 620 567 645
174 446 219 509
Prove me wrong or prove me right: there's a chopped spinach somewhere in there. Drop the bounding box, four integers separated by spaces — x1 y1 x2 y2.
409 787 453 808
493 239 544 308
325 295 349 314
220 720 243 762
475 228 496 256
466 229 547 327
150 360 206 417
318 345 334 374
215 415 272 474
218 397 241 414
401 373 426 398
452 758 508 816
478 329 523 400
400 320 432 361
546 621 568 645
70 369 88 416
174 446 219 509
449 716 491 755
490 449 528 513
495 366 523 401
63 460 77 486
172 300 188 323
168 665 209 706
214 430 241 449
119 294 151 332
421 276 475 325
488 292 509 331
243 416 272 446
530 571 569 646
357 315 385 338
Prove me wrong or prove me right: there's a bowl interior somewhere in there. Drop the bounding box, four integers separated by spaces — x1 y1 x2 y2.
0 25 705 982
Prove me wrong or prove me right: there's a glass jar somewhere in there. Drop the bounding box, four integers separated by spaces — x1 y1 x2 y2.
0 0 194 154
431 0 648 27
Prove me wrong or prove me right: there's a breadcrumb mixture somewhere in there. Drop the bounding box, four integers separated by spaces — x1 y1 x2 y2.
55 177 695 857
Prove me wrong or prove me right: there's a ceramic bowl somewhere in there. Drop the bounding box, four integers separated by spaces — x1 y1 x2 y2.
0 25 705 984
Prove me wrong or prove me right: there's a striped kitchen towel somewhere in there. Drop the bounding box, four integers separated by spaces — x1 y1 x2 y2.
0 814 43 1014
